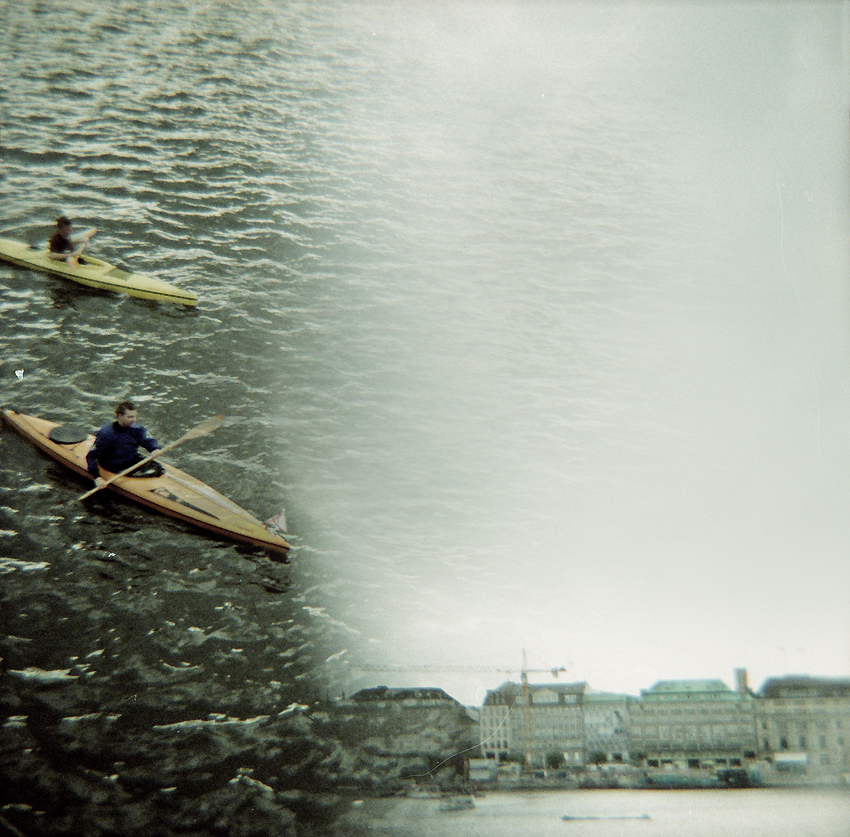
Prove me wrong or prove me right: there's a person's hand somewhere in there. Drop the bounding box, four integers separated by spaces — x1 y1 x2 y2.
95 477 106 489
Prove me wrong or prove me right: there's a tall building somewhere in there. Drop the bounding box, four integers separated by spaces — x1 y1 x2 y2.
628 679 757 769
479 681 586 769
755 675 850 775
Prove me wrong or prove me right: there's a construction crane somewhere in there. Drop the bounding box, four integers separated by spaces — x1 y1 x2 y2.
351 650 567 770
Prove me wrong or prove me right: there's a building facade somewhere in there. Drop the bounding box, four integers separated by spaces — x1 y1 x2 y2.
627 679 757 769
755 676 850 776
478 681 586 769
583 691 631 764
339 673 850 783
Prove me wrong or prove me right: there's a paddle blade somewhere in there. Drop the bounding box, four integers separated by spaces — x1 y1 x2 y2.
180 414 226 441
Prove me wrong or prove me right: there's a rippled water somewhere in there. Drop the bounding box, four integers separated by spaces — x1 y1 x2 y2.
2 0 849 806
2 1 371 710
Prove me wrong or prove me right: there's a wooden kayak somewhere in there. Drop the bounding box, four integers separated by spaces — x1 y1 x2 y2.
0 237 197 306
1 408 290 556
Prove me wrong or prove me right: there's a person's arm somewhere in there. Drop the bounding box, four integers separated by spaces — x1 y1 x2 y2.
86 438 101 479
48 228 97 261
86 428 113 488
71 227 97 245
86 426 115 477
135 426 160 455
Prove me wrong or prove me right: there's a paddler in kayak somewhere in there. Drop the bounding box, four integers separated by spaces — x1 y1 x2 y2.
47 216 97 265
86 401 163 487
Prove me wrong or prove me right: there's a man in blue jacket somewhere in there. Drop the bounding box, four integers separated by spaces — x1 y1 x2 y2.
86 401 162 484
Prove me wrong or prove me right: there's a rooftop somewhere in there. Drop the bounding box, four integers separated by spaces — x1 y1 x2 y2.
758 675 850 699
348 686 461 704
639 679 744 701
483 681 587 706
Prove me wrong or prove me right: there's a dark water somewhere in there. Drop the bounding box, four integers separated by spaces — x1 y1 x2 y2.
2 1 850 833
1 1 369 695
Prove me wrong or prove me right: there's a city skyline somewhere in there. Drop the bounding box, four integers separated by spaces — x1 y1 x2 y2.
340 657 832 707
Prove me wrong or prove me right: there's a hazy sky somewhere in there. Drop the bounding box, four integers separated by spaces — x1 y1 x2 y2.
298 2 850 706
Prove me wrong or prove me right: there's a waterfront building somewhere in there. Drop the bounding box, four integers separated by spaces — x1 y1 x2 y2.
329 686 478 784
324 671 850 789
755 675 850 776
628 679 757 769
583 691 631 764
333 686 477 744
479 681 586 769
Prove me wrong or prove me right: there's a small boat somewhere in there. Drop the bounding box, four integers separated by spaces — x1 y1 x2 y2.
0 237 197 306
1 407 290 556
438 796 475 812
562 814 650 821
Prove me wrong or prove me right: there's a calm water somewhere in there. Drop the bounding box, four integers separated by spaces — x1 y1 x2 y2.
354 788 850 837
2 1 850 831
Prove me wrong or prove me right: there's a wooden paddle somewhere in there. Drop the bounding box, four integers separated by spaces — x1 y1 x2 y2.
79 414 226 500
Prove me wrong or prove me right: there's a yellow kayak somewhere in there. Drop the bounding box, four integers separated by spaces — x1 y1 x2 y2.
2 408 290 557
0 237 197 306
